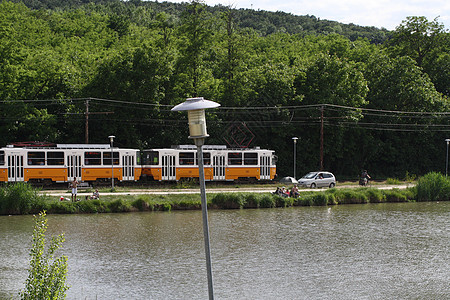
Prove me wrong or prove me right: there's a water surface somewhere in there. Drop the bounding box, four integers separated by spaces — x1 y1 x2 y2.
1 202 449 299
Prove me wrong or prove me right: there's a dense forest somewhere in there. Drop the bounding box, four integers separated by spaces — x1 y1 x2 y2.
0 0 449 179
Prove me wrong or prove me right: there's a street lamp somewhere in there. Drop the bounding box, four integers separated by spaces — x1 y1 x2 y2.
292 137 298 179
446 139 450 177
172 97 220 300
108 135 115 191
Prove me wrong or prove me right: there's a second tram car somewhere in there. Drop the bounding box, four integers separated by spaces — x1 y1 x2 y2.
141 145 277 182
0 144 141 185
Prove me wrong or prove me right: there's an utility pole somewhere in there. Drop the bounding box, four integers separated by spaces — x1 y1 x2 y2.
320 106 324 171
85 99 89 144
84 98 114 144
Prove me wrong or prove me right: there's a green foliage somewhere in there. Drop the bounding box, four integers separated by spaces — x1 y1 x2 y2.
75 199 108 213
416 172 450 201
211 193 289 209
47 202 77 214
0 183 43 215
382 189 408 202
274 195 294 207
404 171 417 183
131 197 151 211
20 211 69 300
243 193 260 208
386 178 402 184
364 188 385 203
211 193 245 209
258 194 276 208
311 193 328 206
333 189 369 204
107 199 131 212
296 194 314 206
388 16 447 67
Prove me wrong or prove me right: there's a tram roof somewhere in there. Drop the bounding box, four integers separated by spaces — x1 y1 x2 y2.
5 144 113 149
166 145 267 151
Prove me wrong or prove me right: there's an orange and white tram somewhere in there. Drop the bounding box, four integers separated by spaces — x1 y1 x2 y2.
141 145 277 182
0 144 141 184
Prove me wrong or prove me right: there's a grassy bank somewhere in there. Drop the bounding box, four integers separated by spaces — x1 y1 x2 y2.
0 172 448 215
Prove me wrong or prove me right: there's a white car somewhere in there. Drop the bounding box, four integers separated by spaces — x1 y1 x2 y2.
298 171 336 188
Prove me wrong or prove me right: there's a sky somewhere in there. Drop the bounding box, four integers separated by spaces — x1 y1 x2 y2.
168 0 450 30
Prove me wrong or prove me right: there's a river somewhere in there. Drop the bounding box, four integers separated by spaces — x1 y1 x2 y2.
1 202 449 299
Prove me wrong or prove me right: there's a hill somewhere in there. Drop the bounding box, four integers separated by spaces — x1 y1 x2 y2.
12 0 391 43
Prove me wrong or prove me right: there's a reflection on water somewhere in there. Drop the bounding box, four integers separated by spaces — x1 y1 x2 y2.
1 202 449 299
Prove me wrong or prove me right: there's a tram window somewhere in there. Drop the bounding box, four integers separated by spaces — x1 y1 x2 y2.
28 152 45 165
0 151 4 165
103 152 119 165
228 152 242 165
244 153 258 165
196 152 211 165
179 152 195 165
143 151 159 165
85 152 101 165
47 152 64 165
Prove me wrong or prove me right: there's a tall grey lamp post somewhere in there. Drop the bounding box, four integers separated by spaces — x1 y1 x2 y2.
446 139 450 177
108 135 115 191
292 137 298 179
172 97 220 300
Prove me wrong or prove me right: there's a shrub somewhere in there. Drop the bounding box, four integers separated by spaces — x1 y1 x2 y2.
132 198 150 211
332 190 367 204
0 182 42 215
48 201 77 214
243 194 260 208
107 199 131 212
416 172 450 202
20 211 69 299
171 199 201 210
386 178 401 184
156 202 172 211
365 188 385 203
312 193 328 206
297 194 314 206
275 195 294 207
259 194 276 208
383 189 407 202
326 193 337 205
75 200 108 213
211 193 245 209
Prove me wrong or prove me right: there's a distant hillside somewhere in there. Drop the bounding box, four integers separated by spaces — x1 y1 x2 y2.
12 0 391 43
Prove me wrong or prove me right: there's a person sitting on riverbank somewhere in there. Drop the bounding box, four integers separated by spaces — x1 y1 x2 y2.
290 185 299 198
281 187 289 197
85 189 100 200
91 189 100 200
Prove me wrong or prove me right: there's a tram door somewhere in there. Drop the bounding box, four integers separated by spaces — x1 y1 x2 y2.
260 155 271 180
122 155 135 181
161 155 176 181
8 154 24 182
212 154 226 181
67 155 82 182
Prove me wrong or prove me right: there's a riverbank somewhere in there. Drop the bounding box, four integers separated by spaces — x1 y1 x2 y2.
0 185 421 215
0 172 448 215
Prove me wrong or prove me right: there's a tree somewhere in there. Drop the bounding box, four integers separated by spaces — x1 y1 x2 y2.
295 54 368 107
20 211 69 300
388 16 447 67
364 55 445 111
176 0 213 96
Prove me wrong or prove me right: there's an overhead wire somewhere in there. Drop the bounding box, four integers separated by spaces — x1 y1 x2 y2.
1 97 448 132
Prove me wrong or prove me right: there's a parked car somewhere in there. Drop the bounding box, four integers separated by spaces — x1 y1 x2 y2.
298 171 336 188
